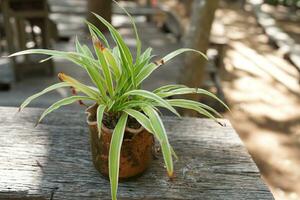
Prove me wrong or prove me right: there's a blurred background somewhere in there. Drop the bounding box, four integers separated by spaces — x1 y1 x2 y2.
0 0 299 199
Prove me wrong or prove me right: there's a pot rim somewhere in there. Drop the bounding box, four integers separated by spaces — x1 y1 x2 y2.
85 103 145 134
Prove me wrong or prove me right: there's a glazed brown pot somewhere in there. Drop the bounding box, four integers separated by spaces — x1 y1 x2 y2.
86 104 154 180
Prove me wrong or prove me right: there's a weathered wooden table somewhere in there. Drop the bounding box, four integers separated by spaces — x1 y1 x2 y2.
0 107 274 200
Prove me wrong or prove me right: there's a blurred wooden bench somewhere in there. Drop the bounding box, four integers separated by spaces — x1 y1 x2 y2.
0 106 274 199
251 1 300 82
1 0 55 81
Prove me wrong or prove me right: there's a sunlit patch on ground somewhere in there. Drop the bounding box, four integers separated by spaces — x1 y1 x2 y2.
218 2 300 200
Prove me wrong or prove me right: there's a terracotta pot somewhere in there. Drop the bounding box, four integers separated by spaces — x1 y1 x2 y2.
86 104 154 180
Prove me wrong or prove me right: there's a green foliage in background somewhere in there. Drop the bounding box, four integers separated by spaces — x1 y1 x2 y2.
9 2 228 200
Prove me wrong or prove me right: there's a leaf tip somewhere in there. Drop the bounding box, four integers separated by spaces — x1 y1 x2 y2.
34 121 40 128
78 100 87 107
154 59 164 66
58 72 66 82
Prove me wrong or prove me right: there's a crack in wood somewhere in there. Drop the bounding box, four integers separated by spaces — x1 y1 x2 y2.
49 187 59 200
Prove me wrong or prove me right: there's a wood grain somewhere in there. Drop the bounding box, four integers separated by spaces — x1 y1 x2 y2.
0 107 274 200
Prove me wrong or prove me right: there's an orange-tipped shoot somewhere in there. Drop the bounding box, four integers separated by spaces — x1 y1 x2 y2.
92 36 105 51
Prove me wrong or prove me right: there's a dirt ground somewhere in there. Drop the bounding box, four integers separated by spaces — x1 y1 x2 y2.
217 3 300 200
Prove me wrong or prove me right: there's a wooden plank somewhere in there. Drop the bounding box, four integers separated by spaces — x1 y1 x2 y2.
288 45 300 73
11 11 48 18
0 107 274 200
114 7 160 16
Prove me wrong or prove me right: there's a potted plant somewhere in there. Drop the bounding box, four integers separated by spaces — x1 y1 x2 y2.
10 3 228 200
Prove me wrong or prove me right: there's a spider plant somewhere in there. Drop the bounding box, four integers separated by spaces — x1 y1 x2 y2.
9 2 228 200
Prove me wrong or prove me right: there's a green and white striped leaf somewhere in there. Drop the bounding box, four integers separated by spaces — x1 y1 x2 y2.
115 100 153 111
113 0 141 58
92 12 133 67
143 106 173 177
164 48 207 61
103 48 121 79
9 49 98 67
124 109 154 133
58 73 100 100
158 88 229 111
124 108 182 161
135 47 152 68
38 96 94 124
89 31 114 97
168 99 222 117
134 50 154 75
136 48 207 84
97 49 114 97
109 113 128 200
167 99 219 122
92 12 136 87
82 45 95 59
85 20 110 48
77 58 107 99
123 90 180 117
153 84 187 94
96 104 106 138
75 37 107 99
19 82 70 111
